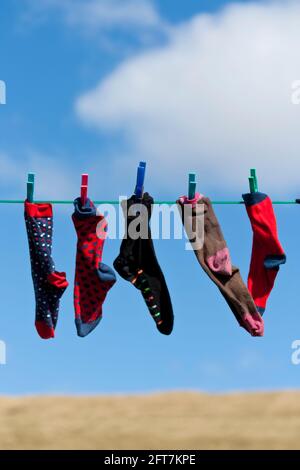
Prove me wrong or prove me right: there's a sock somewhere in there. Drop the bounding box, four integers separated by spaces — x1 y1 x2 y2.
24 201 69 339
177 193 264 337
242 192 286 314
72 197 116 337
114 193 174 335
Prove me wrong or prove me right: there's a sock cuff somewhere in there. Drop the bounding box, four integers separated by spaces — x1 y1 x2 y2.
242 192 268 206
243 193 285 253
177 192 203 207
121 193 154 221
25 201 53 218
73 197 96 218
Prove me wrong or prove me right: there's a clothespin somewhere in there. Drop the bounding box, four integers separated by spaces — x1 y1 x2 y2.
134 161 146 198
27 173 35 202
248 168 258 193
188 172 197 200
81 173 88 205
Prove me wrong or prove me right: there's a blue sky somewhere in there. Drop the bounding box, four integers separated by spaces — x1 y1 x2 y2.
1 0 300 395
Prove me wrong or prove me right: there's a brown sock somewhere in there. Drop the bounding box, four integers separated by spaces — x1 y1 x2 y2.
177 193 264 337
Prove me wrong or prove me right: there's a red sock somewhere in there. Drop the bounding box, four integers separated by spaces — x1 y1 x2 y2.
72 197 116 337
242 192 286 314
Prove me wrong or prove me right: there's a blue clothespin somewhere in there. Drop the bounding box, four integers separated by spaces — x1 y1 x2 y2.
188 172 197 199
134 161 146 198
27 173 35 202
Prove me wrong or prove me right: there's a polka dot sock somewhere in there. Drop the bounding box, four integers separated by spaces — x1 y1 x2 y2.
113 193 174 335
72 197 116 337
24 201 69 339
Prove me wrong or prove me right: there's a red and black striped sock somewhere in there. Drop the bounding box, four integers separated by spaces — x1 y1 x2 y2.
72 197 116 337
242 192 286 314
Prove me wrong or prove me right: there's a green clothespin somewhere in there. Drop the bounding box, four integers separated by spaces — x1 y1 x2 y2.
27 173 35 202
248 168 258 193
188 173 197 199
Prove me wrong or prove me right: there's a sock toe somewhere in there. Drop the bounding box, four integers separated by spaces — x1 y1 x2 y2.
35 321 55 339
243 313 264 337
75 317 102 337
156 320 173 335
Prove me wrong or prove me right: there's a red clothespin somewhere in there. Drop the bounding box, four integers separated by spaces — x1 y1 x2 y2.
81 174 88 205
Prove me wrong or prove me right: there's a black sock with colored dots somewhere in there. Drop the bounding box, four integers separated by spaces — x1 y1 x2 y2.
114 193 174 335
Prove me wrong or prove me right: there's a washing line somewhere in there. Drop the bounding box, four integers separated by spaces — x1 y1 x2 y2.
0 199 297 205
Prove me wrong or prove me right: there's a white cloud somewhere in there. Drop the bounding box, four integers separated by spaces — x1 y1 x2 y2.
76 0 300 194
24 0 164 33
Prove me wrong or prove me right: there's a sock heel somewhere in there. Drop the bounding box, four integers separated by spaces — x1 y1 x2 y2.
47 271 69 289
97 263 117 283
264 254 287 269
206 247 232 276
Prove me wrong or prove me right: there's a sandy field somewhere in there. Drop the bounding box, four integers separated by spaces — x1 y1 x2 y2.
0 391 299 450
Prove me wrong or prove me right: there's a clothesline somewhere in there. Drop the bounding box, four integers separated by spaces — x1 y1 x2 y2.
22 188 287 340
19 168 300 205
17 167 290 341
0 199 298 205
